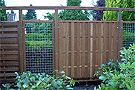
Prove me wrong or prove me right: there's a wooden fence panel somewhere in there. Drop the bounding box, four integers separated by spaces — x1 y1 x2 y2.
55 21 119 80
0 22 26 83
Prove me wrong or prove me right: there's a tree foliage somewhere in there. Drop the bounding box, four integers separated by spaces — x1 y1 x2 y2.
24 4 37 20
0 0 7 21
92 0 105 21
103 0 135 21
44 0 90 20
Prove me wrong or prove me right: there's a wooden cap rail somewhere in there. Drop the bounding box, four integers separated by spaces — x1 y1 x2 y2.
0 6 135 11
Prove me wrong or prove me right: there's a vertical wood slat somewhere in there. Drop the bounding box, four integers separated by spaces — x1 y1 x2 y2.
92 22 96 74
55 21 119 80
82 22 86 78
71 22 75 77
104 23 108 63
113 23 118 60
90 22 93 77
65 23 69 75
109 22 114 60
76 22 81 78
100 23 104 65
62 23 66 72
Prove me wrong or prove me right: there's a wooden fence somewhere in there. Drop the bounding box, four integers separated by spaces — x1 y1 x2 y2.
0 20 123 83
0 22 26 83
0 6 135 83
55 21 120 80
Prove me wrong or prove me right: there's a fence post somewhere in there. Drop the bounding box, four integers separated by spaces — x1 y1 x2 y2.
54 8 59 71
18 9 26 72
117 10 122 60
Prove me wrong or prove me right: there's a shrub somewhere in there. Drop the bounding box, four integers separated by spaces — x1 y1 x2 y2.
3 71 75 90
25 41 52 48
25 33 52 41
25 33 52 50
96 44 135 90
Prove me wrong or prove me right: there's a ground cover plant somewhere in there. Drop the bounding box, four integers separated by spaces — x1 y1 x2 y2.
96 44 135 90
2 71 75 90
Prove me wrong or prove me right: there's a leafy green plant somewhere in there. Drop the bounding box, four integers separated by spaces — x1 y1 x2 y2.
26 33 52 41
2 83 12 90
26 41 52 48
14 71 75 90
25 33 52 50
96 44 135 90
120 44 135 63
103 0 135 21
123 31 135 42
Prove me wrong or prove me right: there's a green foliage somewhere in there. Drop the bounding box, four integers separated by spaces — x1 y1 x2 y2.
96 44 135 90
25 23 52 33
44 0 90 20
24 4 37 20
0 0 7 21
103 0 135 21
58 10 89 20
32 23 52 33
26 41 52 48
25 33 52 49
12 71 75 90
97 83 117 90
120 44 135 63
123 31 135 42
2 84 12 90
25 23 52 49
67 0 81 6
26 33 52 41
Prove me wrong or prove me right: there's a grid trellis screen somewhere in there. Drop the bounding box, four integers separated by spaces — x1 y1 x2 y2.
25 22 53 74
123 22 135 48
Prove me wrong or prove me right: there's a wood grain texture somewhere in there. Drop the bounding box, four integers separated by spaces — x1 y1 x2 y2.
55 21 119 80
0 22 25 83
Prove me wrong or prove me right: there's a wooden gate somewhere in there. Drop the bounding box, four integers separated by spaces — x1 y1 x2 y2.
0 22 26 83
55 21 119 80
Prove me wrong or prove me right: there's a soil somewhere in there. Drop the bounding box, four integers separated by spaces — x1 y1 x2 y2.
73 81 100 90
73 85 97 90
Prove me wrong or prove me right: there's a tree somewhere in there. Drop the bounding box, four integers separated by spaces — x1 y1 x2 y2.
91 0 105 20
24 4 37 20
103 0 135 21
0 0 7 21
44 0 90 20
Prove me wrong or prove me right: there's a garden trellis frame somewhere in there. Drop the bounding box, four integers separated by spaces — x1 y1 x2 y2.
0 6 135 83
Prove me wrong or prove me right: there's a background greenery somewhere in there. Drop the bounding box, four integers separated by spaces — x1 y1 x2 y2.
44 0 90 20
103 0 135 21
0 0 7 21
